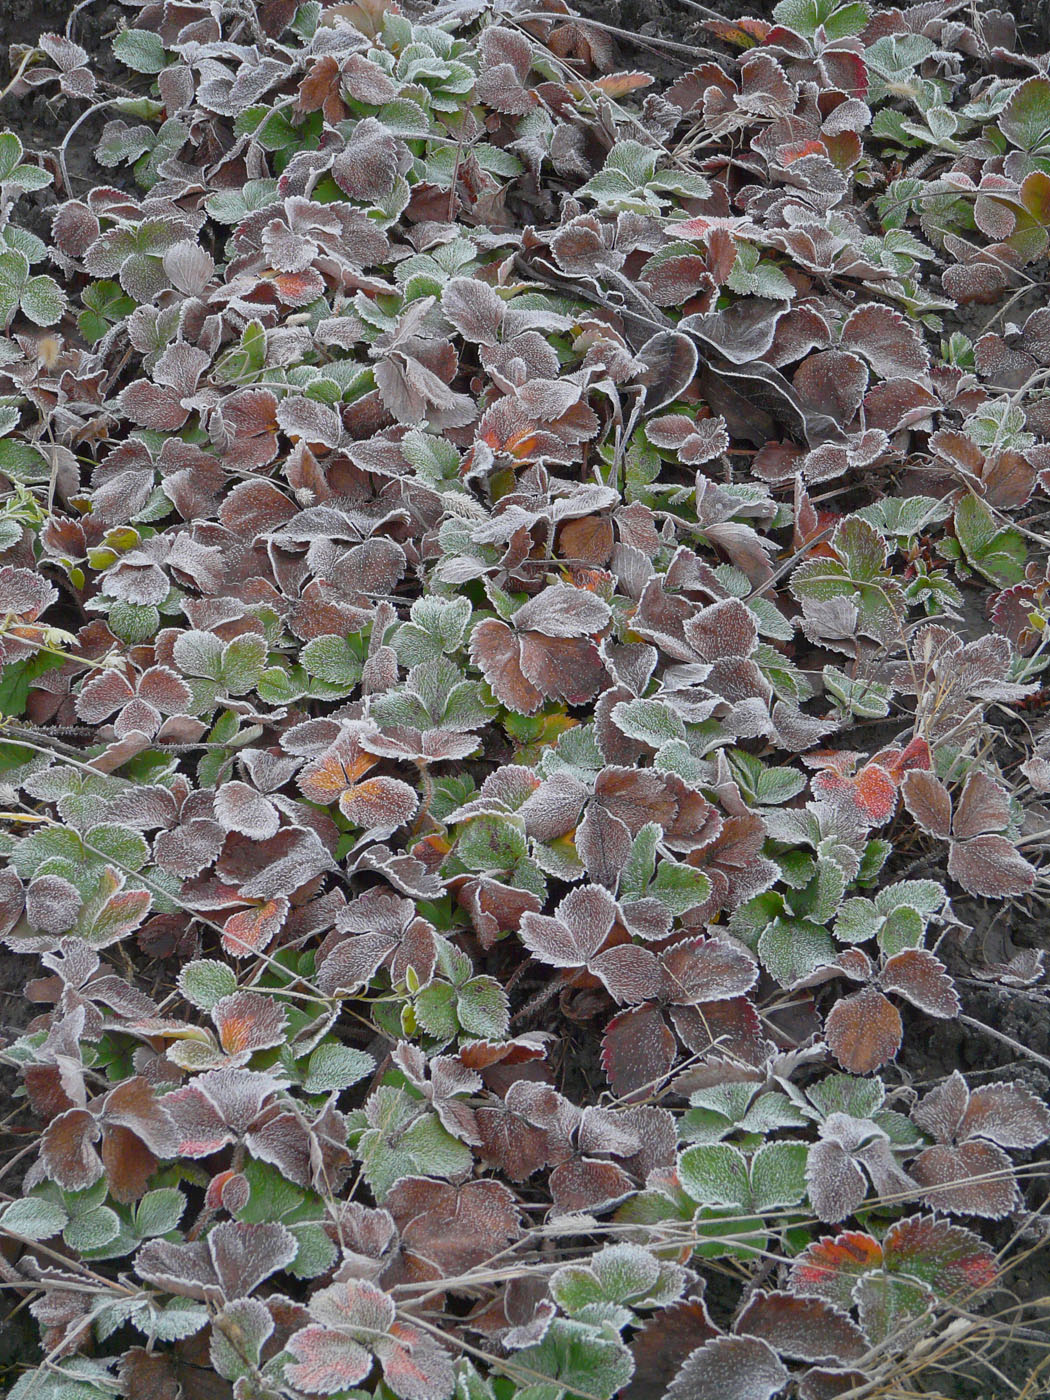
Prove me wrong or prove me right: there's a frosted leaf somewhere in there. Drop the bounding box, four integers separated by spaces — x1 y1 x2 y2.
735 1291 868 1365
825 986 903 1074
667 1335 788 1400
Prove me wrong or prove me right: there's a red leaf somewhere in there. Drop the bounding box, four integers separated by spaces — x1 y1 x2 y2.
381 1322 455 1400
548 1157 634 1213
881 1214 997 1298
660 937 758 1004
286 1327 373 1394
683 598 757 662
40 1108 102 1191
812 764 897 825
841 303 929 380
339 775 419 833
805 1139 867 1224
788 1231 883 1310
623 1298 720 1400
214 781 281 842
963 1081 1050 1150
793 350 868 426
470 618 544 715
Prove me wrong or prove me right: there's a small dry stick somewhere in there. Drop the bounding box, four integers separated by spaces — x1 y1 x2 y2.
959 1014 1050 1074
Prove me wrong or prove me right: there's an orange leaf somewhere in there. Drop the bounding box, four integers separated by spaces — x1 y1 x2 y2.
825 986 903 1074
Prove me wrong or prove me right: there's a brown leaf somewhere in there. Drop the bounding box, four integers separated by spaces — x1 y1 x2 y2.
622 1298 719 1400
902 770 952 841
948 833 1035 898
912 1140 1019 1218
880 950 959 1018
825 986 903 1074
557 514 614 566
601 1004 677 1099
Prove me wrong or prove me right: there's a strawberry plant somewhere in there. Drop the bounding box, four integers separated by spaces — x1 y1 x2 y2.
0 1 1049 1399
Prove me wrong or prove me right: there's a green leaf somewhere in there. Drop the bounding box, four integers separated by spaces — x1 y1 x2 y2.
772 0 870 39
834 898 883 944
134 1188 185 1238
141 1296 211 1342
786 858 846 926
114 96 165 120
755 765 807 805
806 1073 884 1121
95 119 155 169
0 249 65 327
287 1221 338 1279
875 879 945 917
1001 76 1050 153
256 109 299 152
301 634 364 687
954 494 1026 585
302 1043 375 1093
220 633 268 694
857 838 892 885
750 1141 809 1211
204 179 279 224
358 1100 473 1200
210 1299 273 1379
878 905 924 957
0 133 24 181
3 225 47 263
8 1359 121 1400
728 890 783 949
177 959 238 1011
455 815 527 872
113 28 167 73
173 629 223 680
79 280 136 343
0 1196 69 1240
0 132 51 192
64 1205 121 1252
0 651 65 717
650 859 712 916
0 437 48 482
856 495 951 540
610 698 686 749
456 975 510 1039
823 666 893 720
108 600 160 644
87 824 149 871
619 823 660 902
678 1143 751 1209
413 980 459 1041
237 1158 305 1223
512 1319 634 1400
19 274 65 326
865 33 937 80
258 664 306 705
758 918 836 985
396 594 474 665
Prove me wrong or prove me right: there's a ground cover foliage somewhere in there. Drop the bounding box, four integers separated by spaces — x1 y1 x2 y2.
1 0 1050 1396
